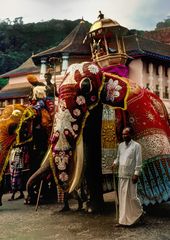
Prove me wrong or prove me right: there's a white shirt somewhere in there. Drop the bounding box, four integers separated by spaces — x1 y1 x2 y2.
114 140 142 178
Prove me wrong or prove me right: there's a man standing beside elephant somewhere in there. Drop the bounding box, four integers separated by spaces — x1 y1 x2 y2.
112 127 144 226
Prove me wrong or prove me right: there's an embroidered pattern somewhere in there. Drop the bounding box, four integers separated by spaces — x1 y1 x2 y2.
106 79 122 102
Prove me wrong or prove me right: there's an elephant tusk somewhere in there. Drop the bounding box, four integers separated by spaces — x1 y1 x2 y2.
41 145 52 166
69 134 84 193
26 148 51 194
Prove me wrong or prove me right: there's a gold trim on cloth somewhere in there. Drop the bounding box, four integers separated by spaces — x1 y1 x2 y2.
101 104 117 174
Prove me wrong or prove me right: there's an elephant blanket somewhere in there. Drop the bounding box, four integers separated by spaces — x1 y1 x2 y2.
126 87 170 205
110 65 170 205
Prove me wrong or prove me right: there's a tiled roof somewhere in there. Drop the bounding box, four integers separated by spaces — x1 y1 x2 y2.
124 35 170 61
0 86 31 99
32 20 91 64
0 57 40 79
33 32 170 65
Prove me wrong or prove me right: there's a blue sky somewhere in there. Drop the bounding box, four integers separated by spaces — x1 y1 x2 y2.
0 0 169 30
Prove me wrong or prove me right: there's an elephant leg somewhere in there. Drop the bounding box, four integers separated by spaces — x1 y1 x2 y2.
76 192 83 210
60 192 70 212
0 177 4 206
71 190 83 210
0 191 3 206
83 103 104 213
60 190 83 212
25 148 51 204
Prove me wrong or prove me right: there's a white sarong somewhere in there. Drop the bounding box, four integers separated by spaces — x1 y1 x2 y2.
118 178 143 225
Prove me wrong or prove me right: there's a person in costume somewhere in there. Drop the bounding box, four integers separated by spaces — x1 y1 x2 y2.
112 127 144 226
44 71 55 98
8 145 25 201
26 74 53 134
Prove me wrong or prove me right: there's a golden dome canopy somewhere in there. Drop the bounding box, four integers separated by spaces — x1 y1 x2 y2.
88 18 128 35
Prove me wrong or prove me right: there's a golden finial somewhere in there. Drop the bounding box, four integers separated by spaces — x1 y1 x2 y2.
80 17 85 24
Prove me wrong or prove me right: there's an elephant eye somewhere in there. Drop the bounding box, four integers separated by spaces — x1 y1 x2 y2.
79 77 92 94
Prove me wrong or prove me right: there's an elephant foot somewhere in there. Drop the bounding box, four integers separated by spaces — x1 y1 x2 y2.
77 201 83 211
85 201 104 214
24 193 30 205
85 206 93 213
24 195 37 205
16 194 24 200
24 199 28 205
8 197 15 201
59 206 70 212
24 198 36 205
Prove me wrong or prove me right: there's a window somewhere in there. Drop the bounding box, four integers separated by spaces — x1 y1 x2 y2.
154 85 159 96
0 101 4 108
15 98 21 104
146 83 150 89
2 101 5 107
8 99 13 105
164 86 169 99
23 98 29 105
146 63 149 73
165 67 168 77
156 66 159 75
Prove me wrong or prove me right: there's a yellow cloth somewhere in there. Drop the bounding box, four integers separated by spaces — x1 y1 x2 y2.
101 104 117 174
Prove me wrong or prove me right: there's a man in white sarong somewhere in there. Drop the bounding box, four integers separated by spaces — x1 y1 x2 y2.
112 127 144 226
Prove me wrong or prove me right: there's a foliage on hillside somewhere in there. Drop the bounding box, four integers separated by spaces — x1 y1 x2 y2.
0 17 91 75
126 29 144 36
0 16 167 76
156 17 170 30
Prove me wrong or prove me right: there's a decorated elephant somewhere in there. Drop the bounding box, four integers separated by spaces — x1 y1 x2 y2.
0 92 54 205
26 61 170 212
0 104 30 204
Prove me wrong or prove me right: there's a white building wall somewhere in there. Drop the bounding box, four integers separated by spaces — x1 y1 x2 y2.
129 58 170 115
7 73 42 86
128 59 144 87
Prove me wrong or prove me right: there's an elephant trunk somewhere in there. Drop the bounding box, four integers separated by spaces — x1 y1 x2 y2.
26 148 51 195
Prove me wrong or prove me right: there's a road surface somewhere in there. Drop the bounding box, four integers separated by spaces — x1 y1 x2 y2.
0 192 170 240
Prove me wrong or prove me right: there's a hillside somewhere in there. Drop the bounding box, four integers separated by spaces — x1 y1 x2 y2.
0 18 91 75
0 17 169 76
144 27 170 45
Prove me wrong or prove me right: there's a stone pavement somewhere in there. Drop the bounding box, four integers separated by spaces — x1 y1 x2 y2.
0 192 170 240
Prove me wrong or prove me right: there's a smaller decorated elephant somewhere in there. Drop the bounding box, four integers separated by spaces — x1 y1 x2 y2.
0 96 53 205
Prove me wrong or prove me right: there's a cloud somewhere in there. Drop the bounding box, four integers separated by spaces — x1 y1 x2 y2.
128 0 170 29
0 0 169 30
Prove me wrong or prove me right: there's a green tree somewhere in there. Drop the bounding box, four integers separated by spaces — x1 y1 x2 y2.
0 18 91 75
156 18 170 29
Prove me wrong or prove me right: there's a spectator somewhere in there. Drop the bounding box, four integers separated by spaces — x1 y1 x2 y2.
8 145 24 201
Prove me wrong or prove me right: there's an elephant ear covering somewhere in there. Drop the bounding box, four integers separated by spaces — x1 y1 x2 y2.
50 62 103 191
127 88 170 205
15 107 35 145
0 104 26 182
101 72 130 110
